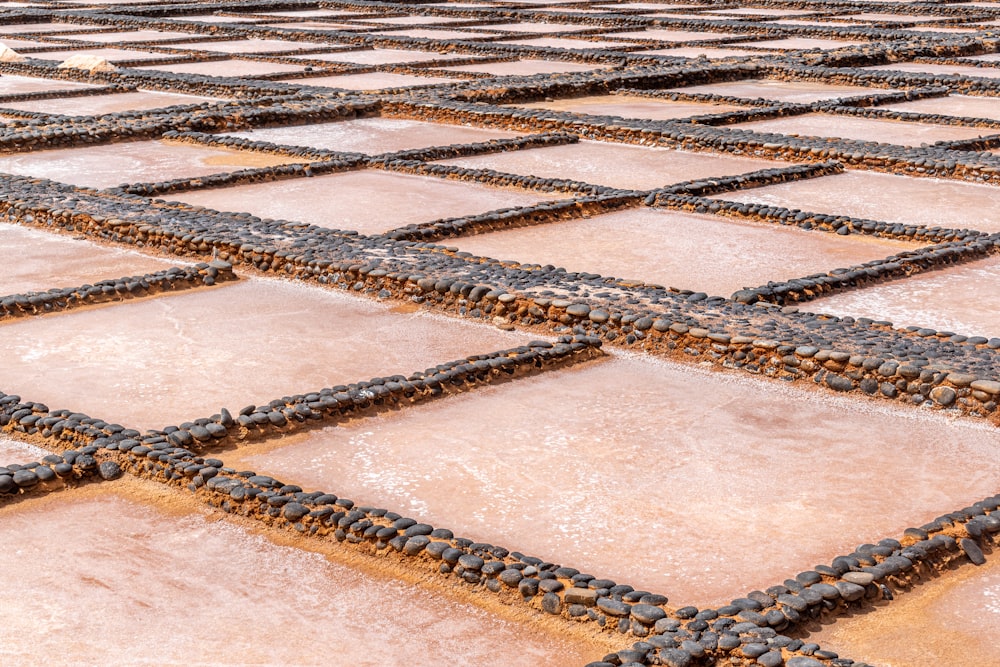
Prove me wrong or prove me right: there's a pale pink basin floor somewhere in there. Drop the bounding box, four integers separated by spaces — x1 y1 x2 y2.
731 113 989 146
714 170 1000 233
667 79 892 103
865 62 1000 79
810 256 1000 338
806 555 1000 667
0 140 302 189
0 223 173 295
0 436 48 465
0 492 590 667
439 141 787 190
280 72 455 90
239 353 1000 607
451 207 915 294
0 277 532 430
880 93 1000 120
2 91 216 115
168 170 568 234
224 117 521 154
140 59 308 77
512 94 748 119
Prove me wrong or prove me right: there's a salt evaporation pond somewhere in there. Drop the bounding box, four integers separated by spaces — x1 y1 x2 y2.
235 353 1000 606
809 255 1000 338
713 170 1000 233
805 554 1000 667
223 117 521 153
512 94 749 119
0 140 305 189
0 435 48 465
0 487 592 666
667 79 892 103
438 141 786 190
879 93 1000 120
0 224 173 295
0 277 532 430
731 113 989 146
169 170 570 234
1 90 216 115
450 207 916 295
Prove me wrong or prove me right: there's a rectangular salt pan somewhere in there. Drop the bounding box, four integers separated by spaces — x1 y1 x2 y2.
879 93 1000 120
0 490 591 666
713 171 1000 233
0 74 97 95
864 62 1000 79
731 113 990 147
512 94 749 120
667 79 893 103
450 207 916 295
2 91 215 117
807 555 1000 667
438 141 787 190
58 30 195 42
291 48 468 65
141 59 308 77
279 72 455 90
169 39 329 53
0 223 173 295
440 59 605 75
809 256 1000 338
28 48 178 63
237 353 1000 606
0 140 305 189
223 117 521 154
0 278 532 430
168 170 570 234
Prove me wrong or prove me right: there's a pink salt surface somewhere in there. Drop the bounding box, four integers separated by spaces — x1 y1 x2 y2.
0 435 48 465
0 493 587 667
169 170 568 234
0 139 303 189
0 74 95 94
58 29 194 42
880 93 1000 120
28 48 177 62
169 38 328 52
279 72 455 90
224 117 521 153
0 278 532 430
262 21 366 30
0 224 172 295
965 52 1000 62
732 113 989 147
806 555 1000 666
0 37 62 48
667 79 891 103
441 59 605 75
703 7 815 15
369 28 495 39
0 23 91 34
291 48 466 64
170 15 269 23
476 22 598 33
715 171 1000 233
865 62 1000 79
829 12 935 22
438 141 786 190
513 94 748 119
1 90 214 115
496 37 639 48
607 28 742 41
730 37 867 50
450 207 914 294
362 15 472 24
640 46 769 58
809 256 1000 338
255 9 367 17
141 59 307 77
240 352 1000 606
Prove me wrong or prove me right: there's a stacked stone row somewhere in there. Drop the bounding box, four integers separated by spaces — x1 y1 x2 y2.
0 261 237 319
